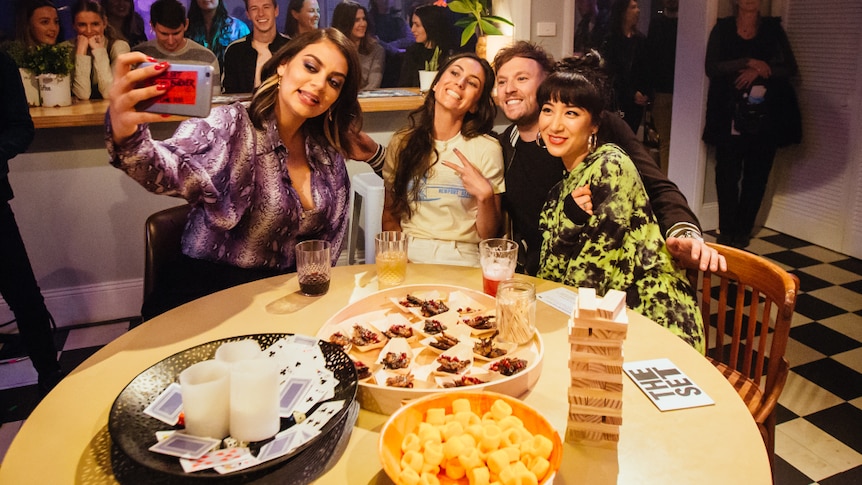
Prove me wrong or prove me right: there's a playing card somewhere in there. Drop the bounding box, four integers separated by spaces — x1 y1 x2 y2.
215 455 261 474
179 447 251 473
148 432 220 460
279 376 313 417
305 400 344 431
257 429 299 463
143 382 183 425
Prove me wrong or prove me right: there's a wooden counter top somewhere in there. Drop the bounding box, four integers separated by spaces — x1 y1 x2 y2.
31 89 425 129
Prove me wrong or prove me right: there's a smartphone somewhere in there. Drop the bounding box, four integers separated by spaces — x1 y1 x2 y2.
135 62 213 118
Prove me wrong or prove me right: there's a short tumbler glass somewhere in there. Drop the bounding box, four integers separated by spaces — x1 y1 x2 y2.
375 231 408 289
295 240 331 296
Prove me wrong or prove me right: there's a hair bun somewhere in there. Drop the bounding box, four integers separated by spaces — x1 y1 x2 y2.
554 49 605 74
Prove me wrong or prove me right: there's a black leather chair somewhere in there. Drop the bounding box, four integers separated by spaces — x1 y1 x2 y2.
143 204 191 314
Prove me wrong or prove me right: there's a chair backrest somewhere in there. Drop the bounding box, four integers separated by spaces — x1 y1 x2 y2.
695 242 799 416
144 204 191 303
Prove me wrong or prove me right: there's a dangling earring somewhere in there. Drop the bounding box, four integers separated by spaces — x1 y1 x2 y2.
327 109 334 122
588 132 598 153
536 131 546 149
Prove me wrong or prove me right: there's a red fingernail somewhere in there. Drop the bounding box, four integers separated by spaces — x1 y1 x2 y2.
154 61 169 71
161 114 171 118
146 56 158 63
156 80 170 90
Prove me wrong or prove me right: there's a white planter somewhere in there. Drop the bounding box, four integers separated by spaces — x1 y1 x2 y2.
37 73 72 107
418 70 437 93
19 68 40 106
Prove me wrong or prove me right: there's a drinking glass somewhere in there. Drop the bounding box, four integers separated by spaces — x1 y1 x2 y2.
295 240 331 296
376 231 408 289
479 238 518 296
496 279 537 345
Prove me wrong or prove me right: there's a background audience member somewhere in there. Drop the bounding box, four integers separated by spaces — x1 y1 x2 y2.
494 41 722 276
574 0 609 56
642 0 677 174
601 0 647 133
16 0 62 46
332 0 384 90
133 0 221 95
397 4 452 87
383 53 504 267
101 0 146 47
703 0 799 249
367 0 412 49
108 29 382 320
187 0 249 72
535 54 704 352
0 50 63 393
283 0 320 38
223 0 289 94
71 0 129 100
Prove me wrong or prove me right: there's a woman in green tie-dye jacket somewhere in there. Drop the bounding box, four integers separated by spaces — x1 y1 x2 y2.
535 53 703 353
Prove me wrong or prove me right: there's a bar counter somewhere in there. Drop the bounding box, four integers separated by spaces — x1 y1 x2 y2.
29 89 425 129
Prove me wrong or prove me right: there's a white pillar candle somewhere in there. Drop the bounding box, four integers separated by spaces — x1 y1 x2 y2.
215 340 263 364
178 360 230 439
229 358 281 442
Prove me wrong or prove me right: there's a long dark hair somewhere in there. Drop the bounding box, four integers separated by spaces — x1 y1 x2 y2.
99 0 145 45
72 0 121 51
283 0 313 37
249 28 362 155
187 0 228 40
411 4 449 51
389 52 495 220
608 0 637 37
331 1 377 55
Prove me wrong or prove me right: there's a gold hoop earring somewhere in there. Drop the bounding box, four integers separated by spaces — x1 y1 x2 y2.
588 133 598 153
536 131 546 149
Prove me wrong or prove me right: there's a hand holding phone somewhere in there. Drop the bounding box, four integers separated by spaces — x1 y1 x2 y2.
134 62 213 118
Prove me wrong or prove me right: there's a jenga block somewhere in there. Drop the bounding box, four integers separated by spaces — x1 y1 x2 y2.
565 419 620 435
568 326 591 338
577 287 597 318
597 289 626 320
568 360 624 376
571 316 629 333
569 350 624 365
604 382 624 393
569 342 624 357
568 386 623 402
570 376 621 388
568 405 622 420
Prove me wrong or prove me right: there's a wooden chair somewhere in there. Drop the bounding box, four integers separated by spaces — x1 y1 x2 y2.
143 204 191 318
692 242 799 473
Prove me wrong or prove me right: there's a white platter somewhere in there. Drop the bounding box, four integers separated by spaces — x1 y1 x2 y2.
318 285 544 414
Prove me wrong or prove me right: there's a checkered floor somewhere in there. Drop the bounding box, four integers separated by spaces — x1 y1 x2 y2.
0 227 860 483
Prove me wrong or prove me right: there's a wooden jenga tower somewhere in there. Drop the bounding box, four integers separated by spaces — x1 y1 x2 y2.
566 288 629 444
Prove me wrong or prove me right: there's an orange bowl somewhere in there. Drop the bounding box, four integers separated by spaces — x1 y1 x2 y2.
378 390 563 484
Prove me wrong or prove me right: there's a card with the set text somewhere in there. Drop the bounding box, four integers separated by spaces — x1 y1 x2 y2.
623 358 714 411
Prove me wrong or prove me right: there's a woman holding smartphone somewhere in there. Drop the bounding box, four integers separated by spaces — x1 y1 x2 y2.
106 29 383 320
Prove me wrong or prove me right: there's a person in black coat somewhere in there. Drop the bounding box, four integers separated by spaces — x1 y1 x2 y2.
0 51 63 394
702 0 799 248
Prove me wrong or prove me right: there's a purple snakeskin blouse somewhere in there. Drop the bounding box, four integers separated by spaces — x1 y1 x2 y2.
106 103 349 271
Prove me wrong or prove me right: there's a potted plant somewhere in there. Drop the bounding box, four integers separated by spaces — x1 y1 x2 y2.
447 0 513 58
0 41 40 106
418 46 440 93
23 43 74 107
